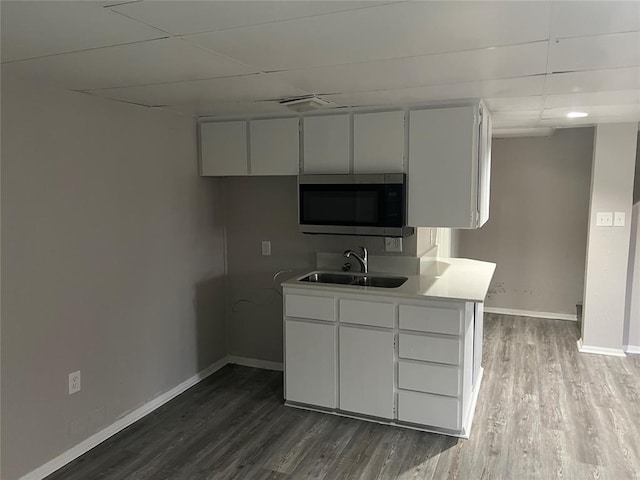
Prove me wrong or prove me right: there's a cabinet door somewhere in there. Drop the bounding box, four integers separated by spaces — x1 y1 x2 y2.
200 121 248 176
353 111 404 173
285 320 336 408
250 117 299 175
339 326 394 419
408 106 478 228
303 114 350 173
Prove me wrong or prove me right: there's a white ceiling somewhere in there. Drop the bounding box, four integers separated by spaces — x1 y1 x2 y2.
2 1 640 132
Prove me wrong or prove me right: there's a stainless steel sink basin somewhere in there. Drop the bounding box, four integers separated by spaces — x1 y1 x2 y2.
299 272 408 288
351 275 407 288
299 272 355 285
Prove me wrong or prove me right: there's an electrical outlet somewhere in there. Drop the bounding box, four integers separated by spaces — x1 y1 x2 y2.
261 240 271 256
614 212 626 227
385 237 403 253
69 370 81 395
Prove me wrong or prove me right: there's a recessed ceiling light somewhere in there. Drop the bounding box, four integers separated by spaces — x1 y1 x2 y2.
566 111 588 118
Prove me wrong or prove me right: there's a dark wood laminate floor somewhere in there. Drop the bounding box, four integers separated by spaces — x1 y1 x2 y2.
46 315 640 480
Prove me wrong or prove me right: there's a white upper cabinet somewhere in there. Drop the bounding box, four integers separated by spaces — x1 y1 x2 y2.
353 111 405 173
200 121 248 176
408 101 491 228
302 114 350 174
250 117 300 175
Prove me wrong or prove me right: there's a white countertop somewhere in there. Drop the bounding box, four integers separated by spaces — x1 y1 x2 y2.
282 258 496 303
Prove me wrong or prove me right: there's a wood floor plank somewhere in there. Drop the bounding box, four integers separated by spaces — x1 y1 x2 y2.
45 315 640 480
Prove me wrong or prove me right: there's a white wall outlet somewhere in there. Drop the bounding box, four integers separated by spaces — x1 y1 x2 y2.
614 212 626 227
385 237 403 253
69 370 81 395
596 212 613 227
261 240 271 256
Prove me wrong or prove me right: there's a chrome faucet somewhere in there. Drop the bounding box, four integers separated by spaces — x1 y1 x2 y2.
343 246 368 273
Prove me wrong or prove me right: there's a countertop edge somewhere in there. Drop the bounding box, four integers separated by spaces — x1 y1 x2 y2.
281 258 496 303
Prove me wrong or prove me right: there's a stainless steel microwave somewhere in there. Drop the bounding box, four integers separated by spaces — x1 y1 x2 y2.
298 174 414 237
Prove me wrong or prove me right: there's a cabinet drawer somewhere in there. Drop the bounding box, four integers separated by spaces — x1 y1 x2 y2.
398 390 460 430
398 361 460 397
399 304 462 335
398 334 460 365
339 299 394 328
285 294 335 321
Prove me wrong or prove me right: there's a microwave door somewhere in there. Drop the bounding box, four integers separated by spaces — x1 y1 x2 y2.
298 174 414 237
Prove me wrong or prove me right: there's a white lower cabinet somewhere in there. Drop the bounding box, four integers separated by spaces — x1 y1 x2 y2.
339 326 394 419
285 319 336 408
283 288 482 437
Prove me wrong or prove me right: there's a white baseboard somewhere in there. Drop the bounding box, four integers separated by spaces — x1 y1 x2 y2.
577 338 626 357
227 355 284 371
624 345 640 355
19 356 230 480
484 307 577 322
20 354 284 480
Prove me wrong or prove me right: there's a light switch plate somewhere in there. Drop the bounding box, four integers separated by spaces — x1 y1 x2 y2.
614 212 626 227
596 212 613 227
261 240 271 256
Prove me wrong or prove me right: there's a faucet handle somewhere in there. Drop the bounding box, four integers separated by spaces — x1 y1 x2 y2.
360 246 368 259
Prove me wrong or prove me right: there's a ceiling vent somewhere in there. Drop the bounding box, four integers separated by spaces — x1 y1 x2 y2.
279 94 334 112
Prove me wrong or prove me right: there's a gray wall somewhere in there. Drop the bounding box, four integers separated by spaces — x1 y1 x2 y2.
1 77 227 479
224 176 425 363
458 127 594 316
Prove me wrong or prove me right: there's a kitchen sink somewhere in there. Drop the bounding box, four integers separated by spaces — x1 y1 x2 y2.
299 272 408 288
350 275 407 288
299 272 356 285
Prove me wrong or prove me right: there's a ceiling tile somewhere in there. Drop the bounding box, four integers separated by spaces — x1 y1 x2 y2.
544 90 640 108
186 2 551 71
165 100 295 118
491 110 542 127
549 32 640 73
111 1 381 36
0 1 166 62
544 67 640 94
551 1 640 39
87 73 308 107
485 96 543 112
97 1 142 7
324 77 545 108
2 38 258 90
271 42 548 94
542 104 640 120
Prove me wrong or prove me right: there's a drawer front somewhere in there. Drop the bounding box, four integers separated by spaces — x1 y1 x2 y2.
285 294 335 321
398 390 460 430
339 299 394 328
399 334 461 365
398 361 460 397
399 304 462 335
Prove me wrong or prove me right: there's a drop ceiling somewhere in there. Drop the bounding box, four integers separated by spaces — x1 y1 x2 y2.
2 1 639 133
